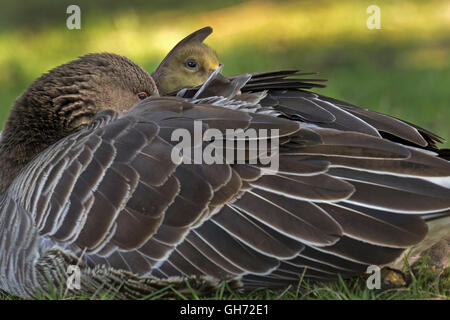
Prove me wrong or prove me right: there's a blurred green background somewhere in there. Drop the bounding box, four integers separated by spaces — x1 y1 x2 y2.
0 0 449 145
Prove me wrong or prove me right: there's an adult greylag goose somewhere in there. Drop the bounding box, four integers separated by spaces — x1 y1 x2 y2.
0 28 449 299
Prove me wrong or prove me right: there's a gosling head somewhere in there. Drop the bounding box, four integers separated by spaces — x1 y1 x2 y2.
152 26 220 95
0 52 157 191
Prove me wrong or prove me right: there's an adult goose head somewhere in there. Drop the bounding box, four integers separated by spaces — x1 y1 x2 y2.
0 27 449 299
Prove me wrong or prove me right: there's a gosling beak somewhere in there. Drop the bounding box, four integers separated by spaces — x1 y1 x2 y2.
209 63 222 75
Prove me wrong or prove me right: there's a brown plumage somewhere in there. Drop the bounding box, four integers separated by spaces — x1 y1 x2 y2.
0 27 448 299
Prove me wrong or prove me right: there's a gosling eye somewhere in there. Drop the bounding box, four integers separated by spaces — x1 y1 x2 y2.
185 60 198 69
137 92 148 100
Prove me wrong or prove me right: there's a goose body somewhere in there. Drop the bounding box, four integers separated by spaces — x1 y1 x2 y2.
0 28 449 298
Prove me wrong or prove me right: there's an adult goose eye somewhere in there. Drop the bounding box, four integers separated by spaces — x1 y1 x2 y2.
185 60 197 69
137 92 148 100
